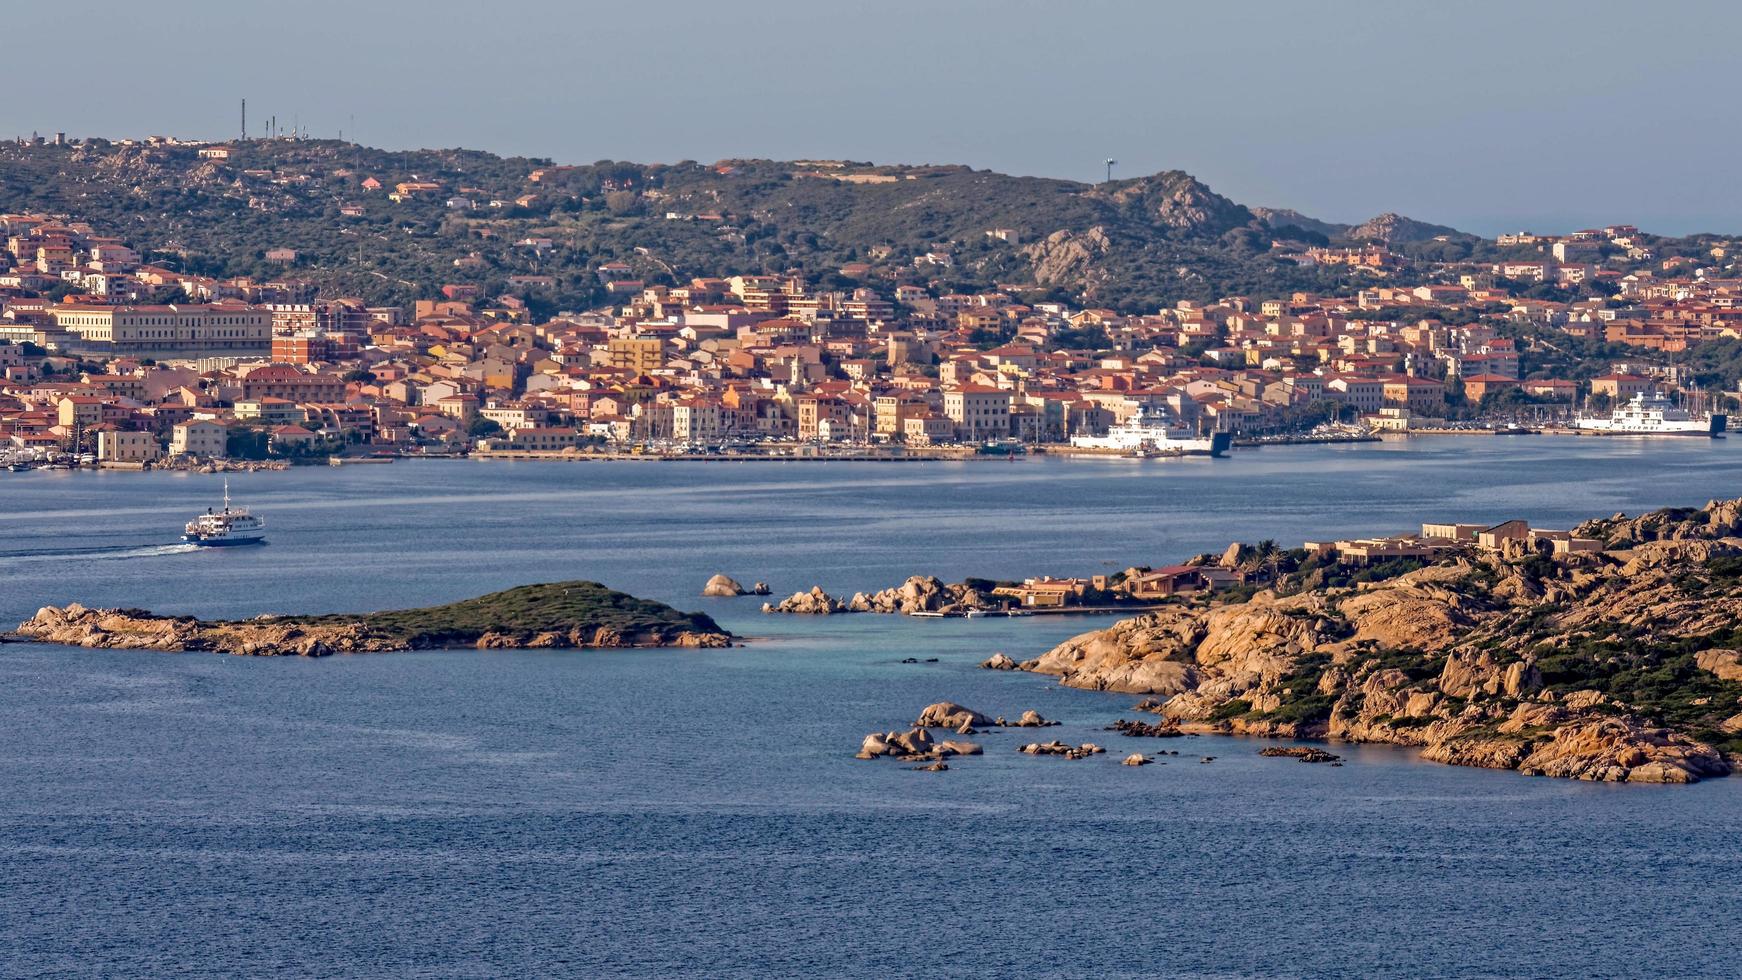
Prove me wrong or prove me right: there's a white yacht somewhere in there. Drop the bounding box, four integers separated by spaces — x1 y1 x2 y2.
1070 407 1232 456
1573 390 1726 436
183 479 266 546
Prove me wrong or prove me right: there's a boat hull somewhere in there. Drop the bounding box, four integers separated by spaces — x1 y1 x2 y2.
1073 430 1233 457
1572 418 1725 436
183 534 267 547
1572 392 1727 435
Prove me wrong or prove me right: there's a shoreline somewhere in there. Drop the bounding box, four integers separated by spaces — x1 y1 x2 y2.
5 428 1729 475
848 498 1742 785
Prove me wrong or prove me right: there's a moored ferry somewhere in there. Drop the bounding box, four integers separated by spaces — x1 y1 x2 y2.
1070 407 1233 456
1573 390 1726 436
183 479 266 546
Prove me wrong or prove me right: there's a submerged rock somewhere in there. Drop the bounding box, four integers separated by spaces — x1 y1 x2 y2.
1019 740 1105 759
1259 746 1342 764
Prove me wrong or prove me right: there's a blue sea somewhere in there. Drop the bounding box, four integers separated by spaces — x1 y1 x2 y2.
2 436 1740 977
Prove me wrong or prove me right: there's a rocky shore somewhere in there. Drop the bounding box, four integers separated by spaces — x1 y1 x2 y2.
1013 498 1742 784
14 581 732 656
764 576 1008 615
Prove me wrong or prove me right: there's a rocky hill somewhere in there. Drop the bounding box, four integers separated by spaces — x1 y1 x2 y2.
1252 207 1474 245
1019 499 1742 783
13 581 731 655
1345 211 1470 244
0 139 1426 312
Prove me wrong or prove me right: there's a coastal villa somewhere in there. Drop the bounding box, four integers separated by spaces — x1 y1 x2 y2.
992 577 1092 608
990 565 1243 607
1305 534 1456 565
268 424 318 450
1307 517 1602 566
1121 564 1228 598
1421 520 1603 555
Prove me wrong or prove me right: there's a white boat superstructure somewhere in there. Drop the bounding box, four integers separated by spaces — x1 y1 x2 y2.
1573 390 1726 436
1070 407 1232 456
183 478 266 546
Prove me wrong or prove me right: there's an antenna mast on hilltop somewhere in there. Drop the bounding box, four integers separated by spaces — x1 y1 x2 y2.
1105 158 1117 184
240 98 247 141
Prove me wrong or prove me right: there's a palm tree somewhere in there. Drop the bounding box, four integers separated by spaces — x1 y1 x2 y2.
1254 539 1286 587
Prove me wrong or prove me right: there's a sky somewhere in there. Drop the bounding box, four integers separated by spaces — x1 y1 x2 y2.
7 0 1739 236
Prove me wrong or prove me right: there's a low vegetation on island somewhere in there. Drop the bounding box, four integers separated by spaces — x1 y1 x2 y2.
14 581 732 656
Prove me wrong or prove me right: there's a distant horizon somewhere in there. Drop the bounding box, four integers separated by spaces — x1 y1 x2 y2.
12 130 1735 243
6 0 1740 238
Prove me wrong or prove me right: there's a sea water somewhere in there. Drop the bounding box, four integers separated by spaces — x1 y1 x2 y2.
2 438 1739 977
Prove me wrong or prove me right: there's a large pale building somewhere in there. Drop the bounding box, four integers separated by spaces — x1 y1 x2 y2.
95 429 161 463
170 419 229 458
671 398 724 444
50 303 271 357
238 363 347 402
943 385 1010 441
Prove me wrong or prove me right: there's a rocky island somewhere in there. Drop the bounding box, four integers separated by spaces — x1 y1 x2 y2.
14 581 732 656
1014 498 1742 784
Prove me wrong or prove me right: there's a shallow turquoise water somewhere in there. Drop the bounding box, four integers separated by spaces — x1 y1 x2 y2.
2 438 1740 977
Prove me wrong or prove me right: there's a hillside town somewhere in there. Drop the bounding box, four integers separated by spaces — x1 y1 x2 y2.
2 183 1741 465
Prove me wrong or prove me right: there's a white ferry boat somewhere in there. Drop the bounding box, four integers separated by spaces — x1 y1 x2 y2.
1070 408 1232 456
183 479 266 546
1573 390 1726 436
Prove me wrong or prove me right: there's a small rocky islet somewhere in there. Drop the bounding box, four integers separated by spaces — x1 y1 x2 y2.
855 702 1064 764
863 497 1742 785
14 581 732 656
700 574 771 598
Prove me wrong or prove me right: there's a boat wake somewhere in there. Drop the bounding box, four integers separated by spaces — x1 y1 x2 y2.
0 543 202 563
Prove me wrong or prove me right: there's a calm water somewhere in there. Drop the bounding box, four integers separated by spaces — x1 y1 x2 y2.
2 437 1741 978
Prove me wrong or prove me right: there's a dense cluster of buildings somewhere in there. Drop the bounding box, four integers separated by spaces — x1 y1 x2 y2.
2 206 1740 463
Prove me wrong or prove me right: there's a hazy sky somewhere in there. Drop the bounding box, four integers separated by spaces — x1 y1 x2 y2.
8 1 1739 235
